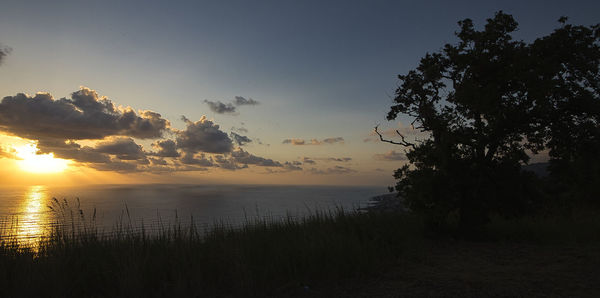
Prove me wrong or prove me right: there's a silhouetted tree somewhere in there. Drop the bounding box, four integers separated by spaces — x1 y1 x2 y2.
528 19 600 206
380 12 600 234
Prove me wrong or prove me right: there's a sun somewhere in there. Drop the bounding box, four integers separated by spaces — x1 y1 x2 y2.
14 143 70 173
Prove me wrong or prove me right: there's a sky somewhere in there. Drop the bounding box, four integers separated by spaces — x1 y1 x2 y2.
0 0 598 186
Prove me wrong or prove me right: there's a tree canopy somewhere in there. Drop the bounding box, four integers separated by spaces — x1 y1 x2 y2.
381 12 600 233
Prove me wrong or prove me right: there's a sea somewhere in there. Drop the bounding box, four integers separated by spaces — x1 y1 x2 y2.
0 184 384 245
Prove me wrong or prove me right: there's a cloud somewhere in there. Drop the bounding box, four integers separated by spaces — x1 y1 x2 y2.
180 152 214 166
214 155 248 170
282 138 305 145
302 157 351 164
94 137 145 160
234 96 259 106
230 132 252 146
37 139 111 163
285 161 303 170
0 45 10 65
282 137 344 145
231 148 282 167
89 159 139 172
309 166 356 175
176 116 233 154
322 137 344 144
373 150 407 161
204 100 236 114
0 87 170 141
324 157 352 162
151 139 180 157
149 157 168 166
0 145 16 159
302 157 316 165
231 126 248 133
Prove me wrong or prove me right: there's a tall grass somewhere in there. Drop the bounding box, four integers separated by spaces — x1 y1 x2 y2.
1 198 599 297
0 203 424 297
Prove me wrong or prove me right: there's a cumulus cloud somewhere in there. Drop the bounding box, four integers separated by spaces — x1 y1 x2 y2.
149 157 168 166
151 139 180 157
94 137 145 160
176 116 233 154
37 139 111 163
282 137 344 145
373 150 407 161
214 155 248 170
230 132 252 146
204 100 236 114
0 87 170 141
309 166 356 175
180 152 215 166
233 96 259 106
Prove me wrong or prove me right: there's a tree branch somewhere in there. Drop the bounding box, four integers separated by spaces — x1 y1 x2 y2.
374 125 416 149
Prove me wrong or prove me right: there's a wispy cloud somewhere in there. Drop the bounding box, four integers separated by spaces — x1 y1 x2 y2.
282 137 344 145
373 150 407 161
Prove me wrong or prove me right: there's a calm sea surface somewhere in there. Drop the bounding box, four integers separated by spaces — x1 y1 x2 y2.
0 184 384 245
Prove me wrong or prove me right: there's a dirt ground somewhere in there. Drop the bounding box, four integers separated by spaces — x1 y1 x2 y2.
289 241 600 297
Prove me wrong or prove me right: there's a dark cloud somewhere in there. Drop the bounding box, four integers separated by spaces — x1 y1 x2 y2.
203 100 236 114
283 161 302 171
180 152 215 166
0 87 170 141
214 155 248 170
373 150 407 161
152 139 180 157
94 137 145 160
282 137 344 145
302 157 316 165
0 45 11 65
233 96 259 106
309 166 356 175
282 138 305 145
149 157 168 166
37 139 111 163
89 159 139 172
176 116 233 154
231 148 282 167
230 132 252 146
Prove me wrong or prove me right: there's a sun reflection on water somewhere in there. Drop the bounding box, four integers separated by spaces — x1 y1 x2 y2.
15 185 52 247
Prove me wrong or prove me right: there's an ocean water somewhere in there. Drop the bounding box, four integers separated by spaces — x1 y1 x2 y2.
0 184 384 245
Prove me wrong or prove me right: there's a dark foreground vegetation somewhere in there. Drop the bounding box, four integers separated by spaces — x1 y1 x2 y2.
1 205 599 297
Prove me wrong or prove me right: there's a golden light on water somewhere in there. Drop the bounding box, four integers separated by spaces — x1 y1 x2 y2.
15 185 52 246
14 143 70 173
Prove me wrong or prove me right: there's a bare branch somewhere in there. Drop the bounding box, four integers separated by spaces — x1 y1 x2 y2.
374 125 416 149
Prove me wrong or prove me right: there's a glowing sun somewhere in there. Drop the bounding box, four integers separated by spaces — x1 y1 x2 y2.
15 144 70 173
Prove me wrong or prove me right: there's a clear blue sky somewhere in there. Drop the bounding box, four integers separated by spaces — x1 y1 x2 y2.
0 0 598 185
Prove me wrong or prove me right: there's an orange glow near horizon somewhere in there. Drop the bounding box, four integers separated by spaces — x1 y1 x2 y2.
14 143 70 174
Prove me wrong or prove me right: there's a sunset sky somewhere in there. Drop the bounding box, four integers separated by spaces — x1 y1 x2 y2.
0 0 598 186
